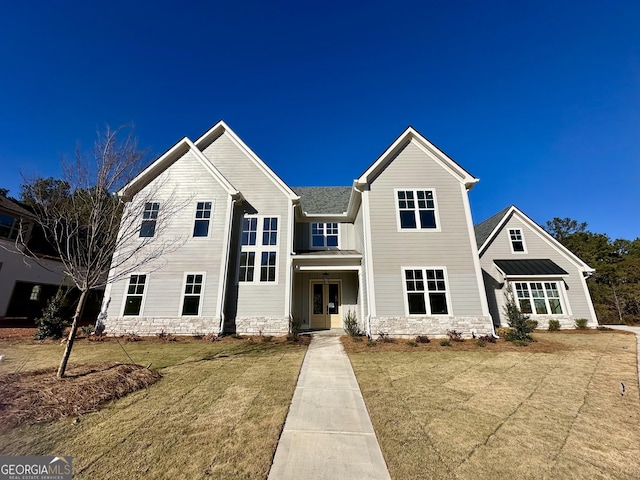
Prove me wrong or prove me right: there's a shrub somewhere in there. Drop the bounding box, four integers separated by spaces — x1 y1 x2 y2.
495 327 512 339
415 335 430 344
289 316 302 339
503 285 537 342
405 340 417 347
34 291 68 340
376 332 394 343
343 310 363 337
575 318 589 330
81 324 94 337
366 340 376 348
476 339 487 347
548 319 561 331
447 330 464 342
512 339 530 347
260 335 273 343
478 334 496 343
440 339 452 347
123 333 141 342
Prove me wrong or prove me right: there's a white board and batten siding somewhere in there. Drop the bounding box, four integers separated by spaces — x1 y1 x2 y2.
480 214 597 328
105 149 232 334
367 141 486 318
200 131 293 325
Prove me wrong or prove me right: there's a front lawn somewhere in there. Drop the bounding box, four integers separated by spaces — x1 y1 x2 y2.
0 336 307 479
345 331 640 479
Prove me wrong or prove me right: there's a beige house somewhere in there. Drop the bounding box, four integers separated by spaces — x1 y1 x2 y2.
102 122 597 337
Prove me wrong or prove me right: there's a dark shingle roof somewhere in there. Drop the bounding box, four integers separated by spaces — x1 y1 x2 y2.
0 196 33 218
494 259 568 276
474 206 512 249
292 187 352 215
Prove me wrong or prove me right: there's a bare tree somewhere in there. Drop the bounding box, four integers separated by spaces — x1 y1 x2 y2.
20 126 187 378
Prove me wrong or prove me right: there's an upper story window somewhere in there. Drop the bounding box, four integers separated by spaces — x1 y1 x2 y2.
262 217 278 245
123 274 147 316
193 201 212 237
0 213 20 240
239 215 279 283
242 217 258 246
404 268 449 315
396 190 438 230
509 228 526 253
514 281 563 315
311 222 339 248
140 203 160 238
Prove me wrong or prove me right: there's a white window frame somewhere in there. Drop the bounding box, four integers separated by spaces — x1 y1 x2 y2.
238 215 280 284
401 266 452 316
310 222 340 249
179 272 206 316
509 228 527 253
121 273 149 316
140 202 160 238
511 280 567 316
192 201 214 238
394 189 441 232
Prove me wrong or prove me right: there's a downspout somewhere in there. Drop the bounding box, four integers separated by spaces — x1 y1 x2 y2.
355 184 373 339
219 197 238 335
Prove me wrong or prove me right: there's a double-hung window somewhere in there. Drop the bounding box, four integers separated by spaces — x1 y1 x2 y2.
182 274 204 315
239 215 278 283
124 274 147 315
404 268 449 315
140 203 160 237
193 201 212 237
311 222 339 248
514 281 563 315
396 189 438 230
509 228 526 253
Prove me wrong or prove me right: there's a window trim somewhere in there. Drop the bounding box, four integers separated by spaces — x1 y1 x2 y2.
238 215 280 285
179 272 206 316
508 228 527 254
0 212 21 240
192 201 214 238
121 273 149 317
310 222 340 250
394 188 441 232
511 280 567 316
139 202 160 238
401 266 452 316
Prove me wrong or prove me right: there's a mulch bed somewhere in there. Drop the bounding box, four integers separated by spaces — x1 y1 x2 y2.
0 362 162 429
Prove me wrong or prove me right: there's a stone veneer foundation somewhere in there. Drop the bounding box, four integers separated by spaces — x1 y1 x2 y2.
104 317 221 336
230 316 290 335
370 316 495 338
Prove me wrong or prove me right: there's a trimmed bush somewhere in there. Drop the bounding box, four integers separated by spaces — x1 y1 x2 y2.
440 339 452 347
548 319 561 331
34 291 68 340
575 318 589 330
415 335 430 344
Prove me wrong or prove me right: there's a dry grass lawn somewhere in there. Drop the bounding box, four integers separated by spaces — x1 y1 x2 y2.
345 331 640 480
0 335 307 479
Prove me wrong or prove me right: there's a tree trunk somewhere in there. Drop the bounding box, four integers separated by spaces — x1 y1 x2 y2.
57 288 89 378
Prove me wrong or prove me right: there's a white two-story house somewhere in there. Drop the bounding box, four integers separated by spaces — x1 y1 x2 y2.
102 122 597 337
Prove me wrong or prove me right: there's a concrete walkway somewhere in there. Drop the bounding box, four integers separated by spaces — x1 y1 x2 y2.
268 334 391 480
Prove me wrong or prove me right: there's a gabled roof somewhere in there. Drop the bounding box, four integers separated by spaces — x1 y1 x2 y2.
494 259 568 276
474 206 512 249
0 196 34 219
118 137 240 201
475 205 594 273
194 121 299 201
292 187 353 215
356 126 479 190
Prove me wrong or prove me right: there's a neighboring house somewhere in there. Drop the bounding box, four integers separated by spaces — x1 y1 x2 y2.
102 121 595 337
475 205 598 329
0 195 69 322
0 195 104 324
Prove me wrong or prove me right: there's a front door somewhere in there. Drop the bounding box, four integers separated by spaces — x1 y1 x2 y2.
310 281 341 329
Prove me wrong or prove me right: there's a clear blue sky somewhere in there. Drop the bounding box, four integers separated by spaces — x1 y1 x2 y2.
1 1 638 240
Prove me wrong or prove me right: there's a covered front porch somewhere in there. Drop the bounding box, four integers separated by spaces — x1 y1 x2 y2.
291 251 363 332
